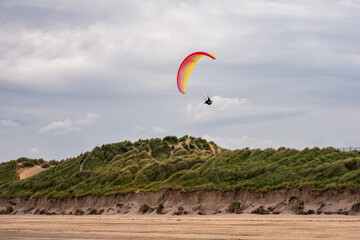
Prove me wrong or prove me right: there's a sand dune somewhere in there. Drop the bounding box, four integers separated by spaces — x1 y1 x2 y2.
18 165 47 180
0 215 359 239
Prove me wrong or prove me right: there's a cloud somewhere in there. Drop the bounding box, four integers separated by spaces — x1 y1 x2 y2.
150 126 168 134
39 112 101 135
202 134 274 150
28 147 40 156
185 96 305 125
39 119 81 135
75 113 101 126
133 125 146 133
0 0 359 103
0 119 20 127
132 125 168 134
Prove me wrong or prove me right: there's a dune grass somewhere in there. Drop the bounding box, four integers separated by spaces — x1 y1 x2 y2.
0 136 359 198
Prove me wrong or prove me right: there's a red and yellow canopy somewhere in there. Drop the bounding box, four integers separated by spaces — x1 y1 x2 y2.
177 52 216 94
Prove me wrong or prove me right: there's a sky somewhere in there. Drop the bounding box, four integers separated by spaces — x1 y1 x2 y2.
0 0 359 162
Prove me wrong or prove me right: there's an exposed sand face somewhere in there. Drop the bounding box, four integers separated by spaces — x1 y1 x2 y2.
1 188 359 216
0 215 359 240
18 165 47 180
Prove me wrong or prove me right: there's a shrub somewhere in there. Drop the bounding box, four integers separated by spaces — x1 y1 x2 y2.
352 202 360 212
174 206 188 215
156 204 164 214
97 209 104 215
150 141 171 159
22 161 35 167
139 204 153 213
289 196 304 213
49 160 60 166
182 142 189 151
173 149 188 157
344 159 360 170
88 208 98 215
41 163 51 168
163 136 179 145
16 157 28 163
6 206 14 214
251 206 270 215
228 201 242 214
300 209 315 215
324 162 347 177
194 138 211 151
38 158 46 164
179 135 188 142
317 203 325 215
40 209 47 215
74 209 84 215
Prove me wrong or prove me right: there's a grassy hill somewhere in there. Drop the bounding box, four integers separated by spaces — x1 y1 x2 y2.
0 136 359 198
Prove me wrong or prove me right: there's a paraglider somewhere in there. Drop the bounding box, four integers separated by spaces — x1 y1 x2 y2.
204 96 212 105
177 52 216 94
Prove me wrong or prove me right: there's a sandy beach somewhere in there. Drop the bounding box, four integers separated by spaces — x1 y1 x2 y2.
1 214 359 240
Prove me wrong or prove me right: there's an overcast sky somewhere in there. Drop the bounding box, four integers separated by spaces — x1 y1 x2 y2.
0 0 359 162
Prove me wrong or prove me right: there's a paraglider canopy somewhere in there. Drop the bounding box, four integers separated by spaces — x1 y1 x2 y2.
177 52 216 94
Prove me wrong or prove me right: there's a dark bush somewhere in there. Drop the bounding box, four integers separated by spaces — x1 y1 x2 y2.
38 159 45 164
251 206 270 215
352 202 360 212
289 196 304 213
179 135 188 142
156 204 164 214
6 206 14 214
139 204 153 213
22 161 35 167
228 201 242 214
88 208 97 215
301 209 315 215
41 163 51 168
74 209 84 215
344 159 360 170
163 136 179 145
174 206 188 215
49 160 60 166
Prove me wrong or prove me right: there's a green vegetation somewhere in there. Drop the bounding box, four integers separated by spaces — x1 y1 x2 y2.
74 209 84 215
228 201 242 214
251 206 270 215
156 204 164 214
0 137 359 198
0 161 18 184
139 204 153 213
0 157 61 186
352 201 360 212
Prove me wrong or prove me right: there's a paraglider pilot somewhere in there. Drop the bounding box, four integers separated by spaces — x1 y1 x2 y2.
204 96 212 105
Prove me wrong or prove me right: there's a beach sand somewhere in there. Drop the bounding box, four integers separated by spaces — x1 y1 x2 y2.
0 214 359 239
